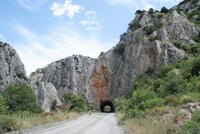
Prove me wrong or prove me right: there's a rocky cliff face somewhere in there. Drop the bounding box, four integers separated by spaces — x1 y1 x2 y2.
0 42 27 91
1 0 199 112
29 55 97 111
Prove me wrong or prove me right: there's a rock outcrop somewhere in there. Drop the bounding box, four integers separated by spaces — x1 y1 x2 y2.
176 102 200 125
1 0 200 112
29 55 97 111
0 42 27 91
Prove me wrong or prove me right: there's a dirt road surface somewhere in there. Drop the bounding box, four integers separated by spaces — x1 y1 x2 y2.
10 113 125 134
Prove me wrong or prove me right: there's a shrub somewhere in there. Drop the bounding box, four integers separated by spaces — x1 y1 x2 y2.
129 90 157 108
187 10 200 20
148 8 154 15
145 67 155 75
63 93 86 112
157 14 164 19
51 100 57 111
158 72 187 95
178 111 200 134
178 0 191 5
0 116 18 133
189 44 200 55
191 58 200 76
136 10 145 15
0 93 8 113
149 35 160 42
115 98 128 112
129 21 141 31
161 7 169 13
192 111 200 123
121 89 166 117
173 40 200 55
178 93 200 104
87 104 99 111
173 40 182 48
126 109 143 118
2 83 42 113
139 98 165 110
158 64 175 77
193 36 200 43
165 95 180 106
147 106 172 115
114 44 126 55
133 77 154 91
143 25 156 35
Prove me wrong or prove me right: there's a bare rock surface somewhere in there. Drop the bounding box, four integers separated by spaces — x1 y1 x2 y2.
0 42 27 91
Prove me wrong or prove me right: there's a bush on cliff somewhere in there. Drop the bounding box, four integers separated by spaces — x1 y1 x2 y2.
161 7 169 13
2 83 42 113
116 54 200 118
114 44 126 55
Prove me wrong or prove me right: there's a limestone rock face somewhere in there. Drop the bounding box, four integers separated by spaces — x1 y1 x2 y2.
37 82 62 112
29 55 97 111
0 42 27 91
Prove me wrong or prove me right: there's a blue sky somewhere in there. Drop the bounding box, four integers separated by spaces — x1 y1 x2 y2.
0 0 182 75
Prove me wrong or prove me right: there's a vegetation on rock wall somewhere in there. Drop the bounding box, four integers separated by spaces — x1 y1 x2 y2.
116 37 200 133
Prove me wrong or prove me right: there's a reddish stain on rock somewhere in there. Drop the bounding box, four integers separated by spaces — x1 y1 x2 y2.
91 65 110 102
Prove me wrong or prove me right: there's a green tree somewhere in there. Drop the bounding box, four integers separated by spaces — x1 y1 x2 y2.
2 83 42 113
63 93 86 112
148 8 154 15
161 7 169 13
0 93 7 113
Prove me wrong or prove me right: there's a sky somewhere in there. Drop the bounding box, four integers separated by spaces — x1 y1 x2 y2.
0 0 182 75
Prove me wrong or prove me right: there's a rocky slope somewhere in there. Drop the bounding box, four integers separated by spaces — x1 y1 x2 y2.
0 42 27 91
1 0 200 112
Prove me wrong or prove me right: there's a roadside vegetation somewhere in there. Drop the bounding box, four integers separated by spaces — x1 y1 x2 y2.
0 83 97 133
116 32 200 134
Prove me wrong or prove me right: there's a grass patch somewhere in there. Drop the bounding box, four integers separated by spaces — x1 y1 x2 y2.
124 116 175 134
0 112 80 133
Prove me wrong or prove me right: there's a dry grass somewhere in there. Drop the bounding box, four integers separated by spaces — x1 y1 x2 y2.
124 116 175 134
9 112 80 130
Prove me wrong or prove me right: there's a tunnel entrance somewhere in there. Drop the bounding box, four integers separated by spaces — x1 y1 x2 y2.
100 100 115 113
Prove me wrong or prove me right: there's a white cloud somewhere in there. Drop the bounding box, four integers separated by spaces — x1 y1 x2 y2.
79 11 103 31
106 0 181 9
17 0 46 11
107 0 134 6
50 0 84 18
13 24 114 75
85 11 96 16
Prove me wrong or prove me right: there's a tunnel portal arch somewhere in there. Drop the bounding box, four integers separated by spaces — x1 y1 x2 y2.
100 100 115 113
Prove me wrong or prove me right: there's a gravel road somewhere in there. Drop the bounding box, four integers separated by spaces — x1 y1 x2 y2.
9 113 125 134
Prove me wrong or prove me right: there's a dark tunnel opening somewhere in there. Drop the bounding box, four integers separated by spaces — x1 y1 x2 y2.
100 100 115 113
